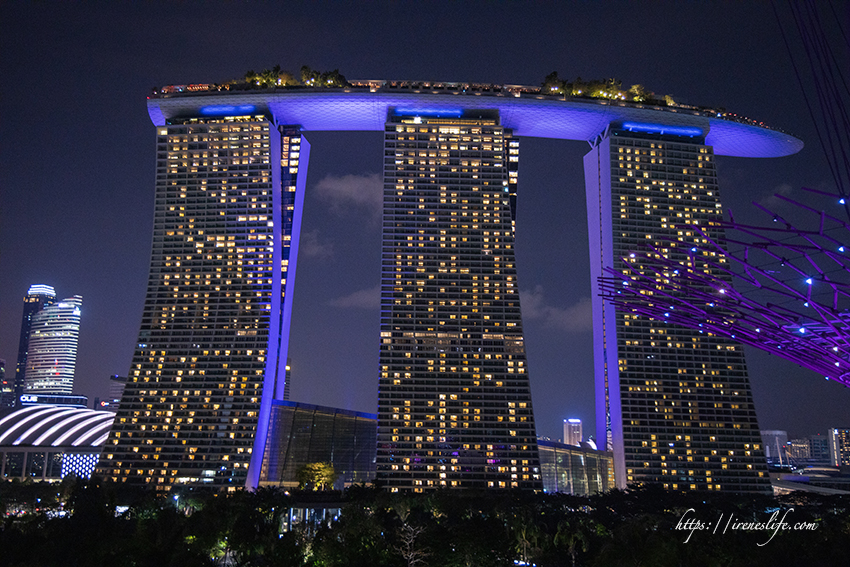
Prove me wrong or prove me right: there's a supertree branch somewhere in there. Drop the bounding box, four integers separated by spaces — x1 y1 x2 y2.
600 188 850 388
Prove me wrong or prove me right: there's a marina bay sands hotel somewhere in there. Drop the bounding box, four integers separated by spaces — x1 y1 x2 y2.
96 80 802 493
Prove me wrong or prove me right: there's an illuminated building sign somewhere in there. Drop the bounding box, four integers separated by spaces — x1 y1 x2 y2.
620 121 704 137
200 104 257 116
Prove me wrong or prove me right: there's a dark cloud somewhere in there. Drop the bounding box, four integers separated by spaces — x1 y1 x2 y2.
520 286 593 333
328 284 381 309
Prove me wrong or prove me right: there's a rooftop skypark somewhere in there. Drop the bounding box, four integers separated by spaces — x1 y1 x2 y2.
150 68 786 137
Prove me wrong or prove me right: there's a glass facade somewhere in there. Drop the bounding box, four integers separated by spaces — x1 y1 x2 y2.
585 128 770 493
23 296 82 396
6 285 56 407
377 110 541 491
538 439 612 495
0 450 92 480
260 401 377 489
96 116 307 491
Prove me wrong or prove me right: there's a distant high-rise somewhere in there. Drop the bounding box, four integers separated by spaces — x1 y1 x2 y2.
786 435 830 466
108 375 127 402
0 359 7 409
809 434 831 464
376 110 541 492
5 285 56 408
787 438 810 462
97 116 308 491
23 295 82 396
95 375 128 412
563 419 582 446
585 126 770 492
828 428 850 467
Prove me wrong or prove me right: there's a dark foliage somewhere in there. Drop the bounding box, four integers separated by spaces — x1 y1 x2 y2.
1 480 848 567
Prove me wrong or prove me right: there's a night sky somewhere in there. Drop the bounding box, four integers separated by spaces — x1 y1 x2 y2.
1 1 847 441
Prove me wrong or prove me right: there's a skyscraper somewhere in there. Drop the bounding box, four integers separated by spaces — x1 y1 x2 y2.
5 285 56 408
23 295 83 396
563 418 582 446
116 80 800 493
828 428 850 467
0 359 7 410
585 125 770 492
376 109 541 491
96 115 308 490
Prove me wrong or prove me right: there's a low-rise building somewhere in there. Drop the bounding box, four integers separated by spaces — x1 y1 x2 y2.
0 405 114 481
538 439 613 495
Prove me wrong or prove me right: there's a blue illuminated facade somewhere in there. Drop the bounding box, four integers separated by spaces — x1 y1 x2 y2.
147 87 802 158
200 104 257 116
620 121 704 137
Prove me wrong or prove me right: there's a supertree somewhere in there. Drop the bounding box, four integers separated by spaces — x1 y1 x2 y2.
602 2 850 388
599 188 850 388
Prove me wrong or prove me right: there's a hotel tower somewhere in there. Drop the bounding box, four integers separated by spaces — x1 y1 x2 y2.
585 125 770 492
97 79 801 493
376 110 541 491
96 114 308 490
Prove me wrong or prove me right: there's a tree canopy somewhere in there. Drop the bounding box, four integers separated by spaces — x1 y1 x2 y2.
1 479 848 566
235 65 349 90
296 461 340 491
542 71 677 106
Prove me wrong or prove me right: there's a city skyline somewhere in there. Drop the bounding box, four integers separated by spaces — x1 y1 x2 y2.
1 2 848 446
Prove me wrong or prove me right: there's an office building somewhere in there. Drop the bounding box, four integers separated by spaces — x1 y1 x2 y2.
108 375 127 402
828 428 850 467
5 285 56 408
787 435 831 467
283 359 291 401
376 109 541 491
563 418 583 446
96 116 309 491
585 125 770 492
809 434 831 464
23 295 82 396
94 375 128 411
787 437 810 462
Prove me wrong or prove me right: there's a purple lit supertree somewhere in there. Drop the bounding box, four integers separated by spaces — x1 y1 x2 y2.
600 188 850 388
